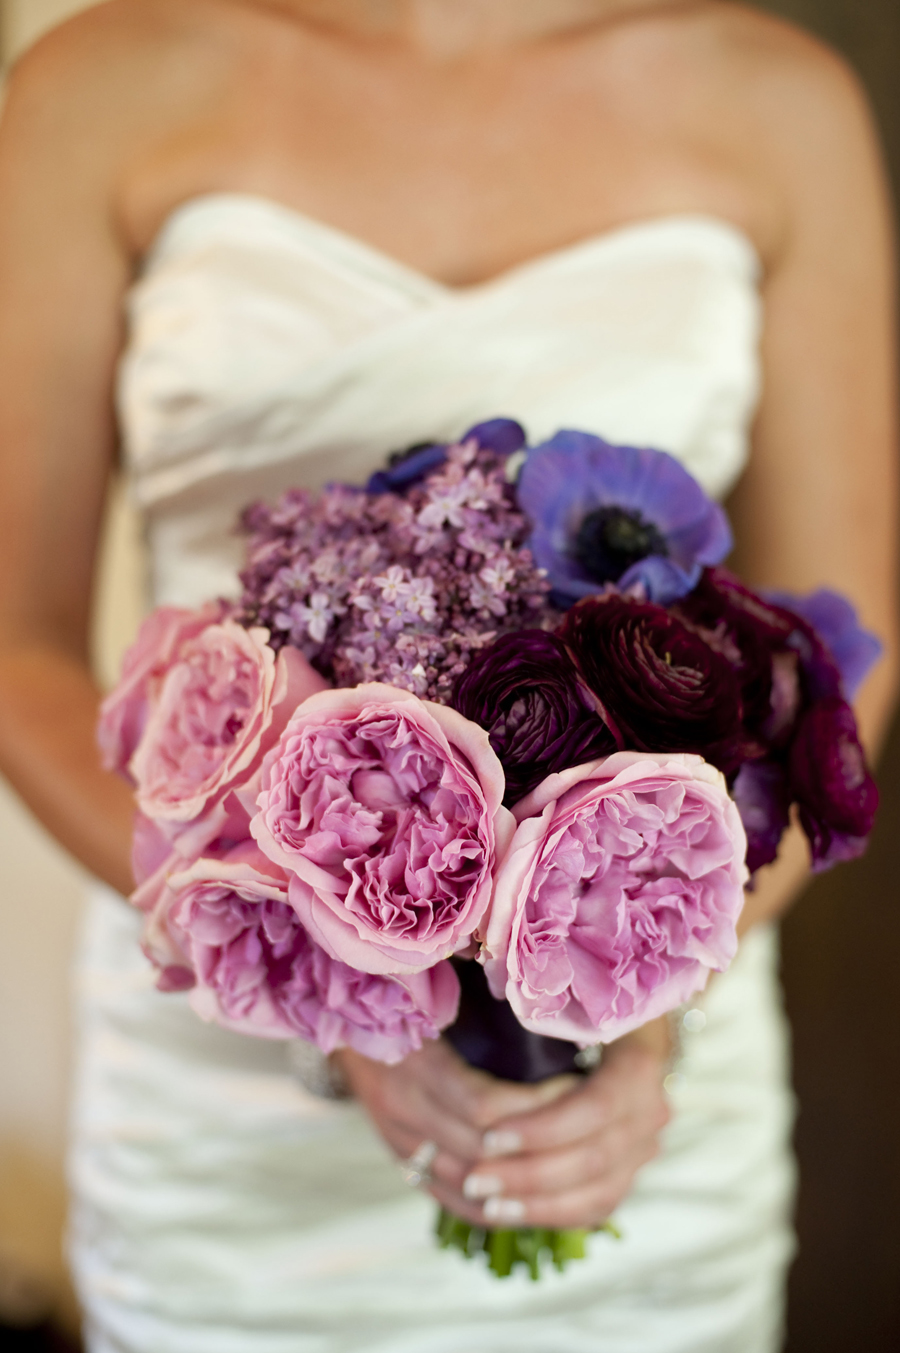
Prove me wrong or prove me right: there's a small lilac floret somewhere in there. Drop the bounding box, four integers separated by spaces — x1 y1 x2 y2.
767 588 882 700
517 431 732 606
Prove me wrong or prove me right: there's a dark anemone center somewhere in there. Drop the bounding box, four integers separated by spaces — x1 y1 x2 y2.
573 507 669 583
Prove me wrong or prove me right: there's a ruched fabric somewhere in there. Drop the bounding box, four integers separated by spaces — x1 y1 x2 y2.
70 196 793 1352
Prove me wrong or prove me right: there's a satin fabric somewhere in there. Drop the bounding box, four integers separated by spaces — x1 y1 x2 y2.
70 196 793 1352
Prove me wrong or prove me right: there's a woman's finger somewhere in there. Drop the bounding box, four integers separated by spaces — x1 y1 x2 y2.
462 1116 646 1201
423 1043 575 1131
378 1082 486 1163
431 1135 659 1231
386 1124 469 1192
481 1046 668 1156
502 1154 658 1230
338 1048 485 1162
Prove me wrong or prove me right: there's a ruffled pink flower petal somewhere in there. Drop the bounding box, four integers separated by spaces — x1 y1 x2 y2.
483 751 747 1044
128 623 327 854
146 844 459 1061
251 683 513 975
97 601 229 778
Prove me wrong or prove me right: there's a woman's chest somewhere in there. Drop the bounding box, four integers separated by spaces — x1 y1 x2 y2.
120 11 774 288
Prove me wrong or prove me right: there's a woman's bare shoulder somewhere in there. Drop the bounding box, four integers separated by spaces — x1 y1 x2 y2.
670 3 890 260
702 3 880 156
2 0 240 167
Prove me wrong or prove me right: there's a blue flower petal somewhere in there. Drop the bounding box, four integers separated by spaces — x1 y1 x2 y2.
618 556 701 606
517 430 731 607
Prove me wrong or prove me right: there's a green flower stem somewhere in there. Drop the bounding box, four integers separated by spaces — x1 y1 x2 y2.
435 1208 621 1281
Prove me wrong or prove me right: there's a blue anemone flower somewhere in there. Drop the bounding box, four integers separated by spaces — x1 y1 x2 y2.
516 430 733 606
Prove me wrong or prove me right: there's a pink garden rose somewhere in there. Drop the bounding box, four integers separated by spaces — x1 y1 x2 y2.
482 751 747 1044
142 843 459 1062
97 601 228 777
251 684 514 975
128 621 327 854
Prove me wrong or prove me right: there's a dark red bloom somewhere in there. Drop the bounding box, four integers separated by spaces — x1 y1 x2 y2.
674 568 802 745
789 697 879 870
559 594 747 776
451 630 615 806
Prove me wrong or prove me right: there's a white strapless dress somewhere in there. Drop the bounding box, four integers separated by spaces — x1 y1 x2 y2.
69 195 795 1353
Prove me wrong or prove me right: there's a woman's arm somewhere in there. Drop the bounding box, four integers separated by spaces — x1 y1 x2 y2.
0 36 140 893
730 39 899 933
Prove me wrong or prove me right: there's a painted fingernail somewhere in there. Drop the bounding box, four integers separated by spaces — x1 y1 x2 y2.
482 1129 522 1157
484 1196 526 1224
463 1173 503 1200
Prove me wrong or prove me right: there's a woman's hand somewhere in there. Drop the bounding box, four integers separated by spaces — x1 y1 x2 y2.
335 1017 672 1230
334 1038 571 1192
446 1021 672 1230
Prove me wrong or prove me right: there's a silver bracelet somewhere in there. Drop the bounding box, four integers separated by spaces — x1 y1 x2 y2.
286 1039 353 1100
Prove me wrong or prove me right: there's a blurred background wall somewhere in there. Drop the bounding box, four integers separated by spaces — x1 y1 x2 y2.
0 0 897 1348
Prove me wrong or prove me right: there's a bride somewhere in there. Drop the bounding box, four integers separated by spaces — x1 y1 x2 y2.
0 1 895 1349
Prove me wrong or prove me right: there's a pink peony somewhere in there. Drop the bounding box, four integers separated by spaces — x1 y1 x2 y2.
251 684 514 975
144 844 459 1062
482 751 747 1044
97 601 229 777
128 621 327 854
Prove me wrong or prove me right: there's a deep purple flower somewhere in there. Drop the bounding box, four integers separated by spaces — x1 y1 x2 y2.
366 443 448 495
517 432 732 606
559 594 747 775
450 630 616 806
730 760 791 874
789 697 879 871
767 588 882 700
464 418 528 458
677 569 881 874
365 419 526 495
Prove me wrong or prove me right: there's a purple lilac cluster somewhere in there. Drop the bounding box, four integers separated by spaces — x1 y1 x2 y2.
236 425 552 700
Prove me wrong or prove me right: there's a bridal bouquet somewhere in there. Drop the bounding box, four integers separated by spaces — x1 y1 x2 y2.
98 419 880 1278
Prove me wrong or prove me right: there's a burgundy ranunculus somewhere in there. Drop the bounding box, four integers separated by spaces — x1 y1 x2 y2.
559 594 746 775
674 568 803 745
450 630 616 806
789 697 878 870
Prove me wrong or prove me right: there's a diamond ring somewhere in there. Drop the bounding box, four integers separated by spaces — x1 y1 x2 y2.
399 1139 438 1189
